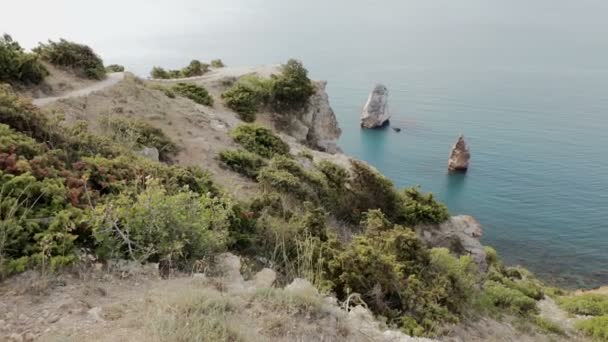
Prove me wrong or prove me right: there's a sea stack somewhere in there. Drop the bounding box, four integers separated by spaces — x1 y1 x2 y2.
360 84 390 128
448 135 470 172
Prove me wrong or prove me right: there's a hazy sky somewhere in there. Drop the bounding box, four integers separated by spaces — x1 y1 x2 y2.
3 0 608 75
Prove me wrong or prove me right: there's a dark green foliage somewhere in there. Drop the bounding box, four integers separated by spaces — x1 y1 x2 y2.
482 280 538 314
221 75 273 122
180 60 209 78
270 59 315 112
576 316 608 341
0 34 48 85
323 212 479 336
210 59 225 68
400 187 449 225
105 64 124 72
35 39 105 80
172 83 213 106
219 149 267 178
150 67 170 79
150 60 209 79
230 124 290 158
558 294 608 316
257 156 327 203
101 115 179 162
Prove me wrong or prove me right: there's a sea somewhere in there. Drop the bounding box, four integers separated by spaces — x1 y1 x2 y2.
7 0 607 288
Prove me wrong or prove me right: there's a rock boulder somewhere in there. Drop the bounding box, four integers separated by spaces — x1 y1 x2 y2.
361 84 390 128
448 135 470 172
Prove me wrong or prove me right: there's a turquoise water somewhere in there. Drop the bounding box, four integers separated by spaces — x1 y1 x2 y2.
9 0 607 288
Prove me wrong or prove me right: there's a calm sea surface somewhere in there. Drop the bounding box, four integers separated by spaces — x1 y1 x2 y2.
7 0 607 288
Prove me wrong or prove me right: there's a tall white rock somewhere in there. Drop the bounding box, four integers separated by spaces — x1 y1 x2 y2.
360 84 390 128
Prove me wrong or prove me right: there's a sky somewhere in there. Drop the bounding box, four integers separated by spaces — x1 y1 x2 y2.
2 0 608 75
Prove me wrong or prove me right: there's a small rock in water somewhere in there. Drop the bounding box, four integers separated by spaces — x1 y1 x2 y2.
392 127 401 132
448 135 470 172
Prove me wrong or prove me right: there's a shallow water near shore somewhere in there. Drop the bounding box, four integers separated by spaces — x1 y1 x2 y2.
11 0 607 288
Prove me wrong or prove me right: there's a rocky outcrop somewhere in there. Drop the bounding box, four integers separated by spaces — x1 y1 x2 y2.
448 135 470 172
361 84 390 128
136 146 159 162
283 81 342 153
417 215 488 272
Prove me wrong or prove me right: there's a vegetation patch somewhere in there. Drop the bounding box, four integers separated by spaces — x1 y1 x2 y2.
221 75 273 122
219 149 267 179
35 39 105 80
150 59 210 79
558 293 608 316
100 115 178 161
147 83 176 98
172 82 213 106
230 124 290 158
576 316 608 341
270 59 315 112
0 34 48 85
210 59 225 68
105 64 124 72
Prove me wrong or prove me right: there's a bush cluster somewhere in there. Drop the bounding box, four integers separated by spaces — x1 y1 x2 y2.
270 59 315 112
576 316 608 341
35 39 105 80
0 86 222 278
100 115 179 162
150 60 210 79
220 59 315 122
558 293 608 316
105 64 124 72
221 75 272 122
148 83 176 98
230 124 290 158
171 82 213 106
210 59 225 68
0 34 48 85
219 149 266 179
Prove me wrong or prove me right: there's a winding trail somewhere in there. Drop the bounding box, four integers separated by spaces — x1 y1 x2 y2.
33 72 125 107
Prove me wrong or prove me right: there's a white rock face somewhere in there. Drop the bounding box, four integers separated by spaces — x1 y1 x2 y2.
285 81 342 153
361 84 390 128
448 135 470 172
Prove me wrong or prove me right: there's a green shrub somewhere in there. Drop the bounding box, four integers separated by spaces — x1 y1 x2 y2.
150 66 170 79
485 246 500 268
219 149 266 178
100 116 178 161
35 39 105 80
0 34 48 85
172 82 213 106
533 316 565 335
348 160 402 222
210 59 225 68
400 187 449 225
105 64 124 72
221 75 273 122
576 316 608 341
180 60 209 77
148 83 176 98
481 280 538 314
90 180 231 264
270 59 315 112
230 124 289 158
558 294 608 316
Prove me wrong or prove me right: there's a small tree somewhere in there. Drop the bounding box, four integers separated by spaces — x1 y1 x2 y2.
270 59 315 112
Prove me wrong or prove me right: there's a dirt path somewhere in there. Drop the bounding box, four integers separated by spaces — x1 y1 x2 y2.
32 72 125 107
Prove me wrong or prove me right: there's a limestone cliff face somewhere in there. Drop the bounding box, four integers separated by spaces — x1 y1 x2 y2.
417 215 488 272
282 81 342 153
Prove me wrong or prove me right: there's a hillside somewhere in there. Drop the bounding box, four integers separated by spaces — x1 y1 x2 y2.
1 38 607 342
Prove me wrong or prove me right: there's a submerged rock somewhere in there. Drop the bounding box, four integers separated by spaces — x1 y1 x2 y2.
361 84 390 128
448 135 470 172
392 127 401 132
417 215 488 272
